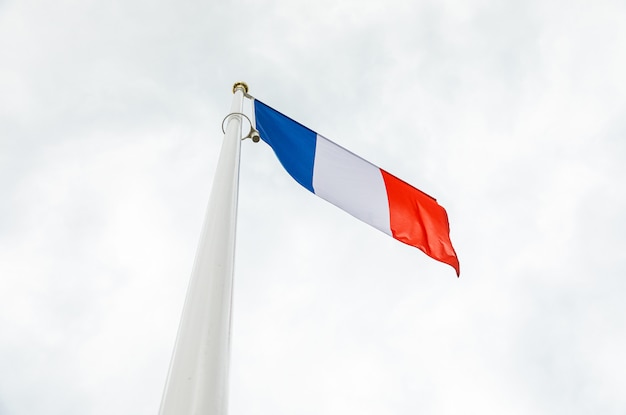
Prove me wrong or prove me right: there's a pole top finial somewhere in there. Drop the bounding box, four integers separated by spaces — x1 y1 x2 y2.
232 82 249 94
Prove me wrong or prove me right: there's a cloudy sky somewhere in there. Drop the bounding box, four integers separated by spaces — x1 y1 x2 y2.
1 0 626 413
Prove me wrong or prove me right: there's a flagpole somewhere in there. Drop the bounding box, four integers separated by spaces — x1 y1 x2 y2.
159 82 248 415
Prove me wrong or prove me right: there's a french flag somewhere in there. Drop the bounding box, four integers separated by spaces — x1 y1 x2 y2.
252 99 460 276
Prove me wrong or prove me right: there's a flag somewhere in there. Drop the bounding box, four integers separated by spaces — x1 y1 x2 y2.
252 99 460 276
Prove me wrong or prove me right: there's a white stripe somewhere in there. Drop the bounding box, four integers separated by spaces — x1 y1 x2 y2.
312 134 391 236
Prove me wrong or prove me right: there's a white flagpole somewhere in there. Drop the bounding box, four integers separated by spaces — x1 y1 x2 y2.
159 82 248 415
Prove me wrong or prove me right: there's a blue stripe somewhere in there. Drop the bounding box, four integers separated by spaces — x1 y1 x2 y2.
254 99 316 193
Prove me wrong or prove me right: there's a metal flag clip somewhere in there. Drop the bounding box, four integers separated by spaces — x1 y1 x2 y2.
221 112 260 142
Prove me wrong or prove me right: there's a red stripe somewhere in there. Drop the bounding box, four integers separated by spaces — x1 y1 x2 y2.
381 170 460 276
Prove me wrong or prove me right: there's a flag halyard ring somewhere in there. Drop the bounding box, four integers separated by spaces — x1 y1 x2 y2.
221 112 260 142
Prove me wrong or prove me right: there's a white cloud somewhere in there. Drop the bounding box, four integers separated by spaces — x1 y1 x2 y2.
1 0 626 413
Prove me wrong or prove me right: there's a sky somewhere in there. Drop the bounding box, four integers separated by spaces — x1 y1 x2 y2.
1 0 626 413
